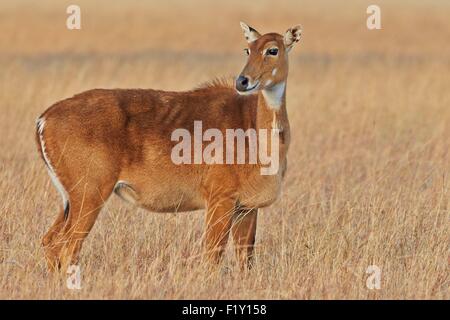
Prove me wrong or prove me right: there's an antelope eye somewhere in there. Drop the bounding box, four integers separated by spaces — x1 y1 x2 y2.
244 48 250 56
267 48 278 56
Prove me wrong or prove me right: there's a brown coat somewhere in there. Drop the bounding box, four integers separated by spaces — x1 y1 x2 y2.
36 23 302 271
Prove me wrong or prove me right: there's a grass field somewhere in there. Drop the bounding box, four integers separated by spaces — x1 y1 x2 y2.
0 0 448 299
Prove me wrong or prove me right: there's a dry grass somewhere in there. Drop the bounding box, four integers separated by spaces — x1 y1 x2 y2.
0 0 449 299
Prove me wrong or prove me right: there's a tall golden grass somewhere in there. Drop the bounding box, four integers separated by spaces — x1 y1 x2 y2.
0 0 448 299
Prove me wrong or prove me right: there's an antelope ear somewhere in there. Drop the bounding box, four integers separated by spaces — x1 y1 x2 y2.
240 22 261 43
284 25 302 51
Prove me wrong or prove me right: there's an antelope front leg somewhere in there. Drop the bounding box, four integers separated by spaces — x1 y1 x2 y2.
204 196 235 264
232 207 258 269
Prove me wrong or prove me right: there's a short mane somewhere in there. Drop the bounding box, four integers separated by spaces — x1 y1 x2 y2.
195 76 235 90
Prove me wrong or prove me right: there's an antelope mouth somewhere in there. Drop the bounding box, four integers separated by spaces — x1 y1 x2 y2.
237 80 260 95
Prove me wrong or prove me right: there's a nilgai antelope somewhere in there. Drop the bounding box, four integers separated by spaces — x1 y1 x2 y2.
35 22 302 271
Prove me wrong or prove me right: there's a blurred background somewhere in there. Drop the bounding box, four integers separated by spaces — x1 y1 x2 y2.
0 0 448 299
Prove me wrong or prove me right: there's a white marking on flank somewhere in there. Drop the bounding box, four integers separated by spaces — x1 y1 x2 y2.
36 117 69 211
262 81 286 110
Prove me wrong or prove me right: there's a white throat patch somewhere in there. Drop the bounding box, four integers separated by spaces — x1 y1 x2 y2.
262 82 286 110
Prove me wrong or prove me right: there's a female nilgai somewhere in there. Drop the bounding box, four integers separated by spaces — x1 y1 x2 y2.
35 23 302 271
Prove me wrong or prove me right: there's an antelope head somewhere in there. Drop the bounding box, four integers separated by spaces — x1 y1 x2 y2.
236 22 302 97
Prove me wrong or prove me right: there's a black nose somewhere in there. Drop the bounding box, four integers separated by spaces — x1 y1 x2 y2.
236 75 249 92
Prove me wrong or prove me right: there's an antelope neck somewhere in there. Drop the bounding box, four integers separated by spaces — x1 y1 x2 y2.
257 81 287 131
262 81 286 111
